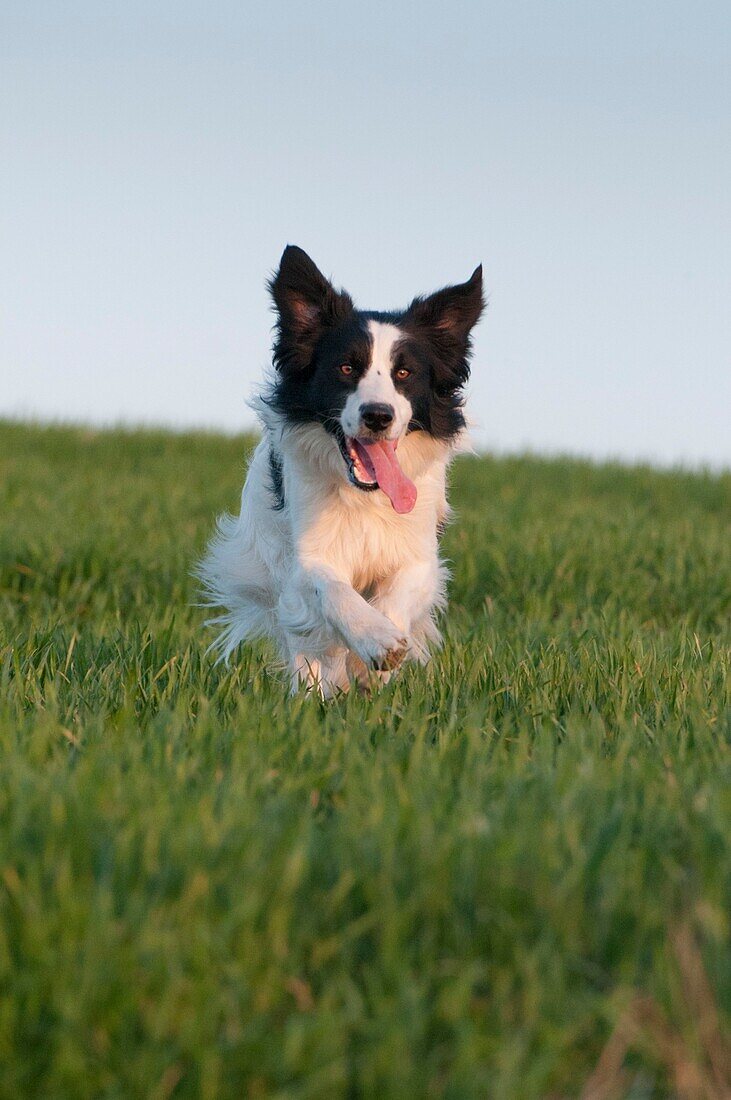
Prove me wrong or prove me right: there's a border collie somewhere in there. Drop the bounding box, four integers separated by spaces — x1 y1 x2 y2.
199 246 484 696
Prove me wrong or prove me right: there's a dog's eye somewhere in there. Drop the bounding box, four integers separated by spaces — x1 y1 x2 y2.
339 364 354 376
395 367 411 381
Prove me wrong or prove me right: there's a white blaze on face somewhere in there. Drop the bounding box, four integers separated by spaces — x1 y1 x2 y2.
340 321 413 440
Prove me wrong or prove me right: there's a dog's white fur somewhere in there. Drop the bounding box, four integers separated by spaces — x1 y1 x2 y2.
199 322 461 697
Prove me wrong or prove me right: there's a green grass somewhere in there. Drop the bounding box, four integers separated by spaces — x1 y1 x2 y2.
1 421 729 1099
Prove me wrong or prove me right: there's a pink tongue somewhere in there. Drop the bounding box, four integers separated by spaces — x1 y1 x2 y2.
357 439 417 514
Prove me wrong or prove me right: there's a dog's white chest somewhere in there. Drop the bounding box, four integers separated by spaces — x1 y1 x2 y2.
294 481 437 593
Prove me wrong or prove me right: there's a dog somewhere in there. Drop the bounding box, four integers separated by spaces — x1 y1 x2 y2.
198 246 484 696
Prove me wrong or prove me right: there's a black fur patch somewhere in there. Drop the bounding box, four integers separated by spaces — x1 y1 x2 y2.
268 447 285 511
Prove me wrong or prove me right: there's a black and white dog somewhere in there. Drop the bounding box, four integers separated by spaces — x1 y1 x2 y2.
199 246 484 696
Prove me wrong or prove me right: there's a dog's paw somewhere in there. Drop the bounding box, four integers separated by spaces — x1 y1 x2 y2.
346 612 408 672
346 651 400 695
372 643 407 672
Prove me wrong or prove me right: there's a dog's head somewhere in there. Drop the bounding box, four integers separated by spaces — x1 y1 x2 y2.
268 246 484 513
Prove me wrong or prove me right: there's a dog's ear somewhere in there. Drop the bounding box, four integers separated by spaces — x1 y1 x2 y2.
405 265 484 347
404 266 484 413
269 246 353 372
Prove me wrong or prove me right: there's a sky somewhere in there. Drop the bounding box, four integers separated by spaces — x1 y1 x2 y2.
2 1 730 466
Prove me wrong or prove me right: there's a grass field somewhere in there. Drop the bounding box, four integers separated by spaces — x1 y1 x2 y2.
0 421 729 1099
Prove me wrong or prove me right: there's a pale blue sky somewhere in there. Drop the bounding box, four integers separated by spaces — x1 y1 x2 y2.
2 2 730 465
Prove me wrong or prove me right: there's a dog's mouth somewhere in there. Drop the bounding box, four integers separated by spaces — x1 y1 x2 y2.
334 426 417 514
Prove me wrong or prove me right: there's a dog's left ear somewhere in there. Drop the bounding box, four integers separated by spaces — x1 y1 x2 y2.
269 245 353 372
405 265 484 347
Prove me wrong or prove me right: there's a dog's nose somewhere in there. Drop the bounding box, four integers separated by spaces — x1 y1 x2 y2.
360 402 395 432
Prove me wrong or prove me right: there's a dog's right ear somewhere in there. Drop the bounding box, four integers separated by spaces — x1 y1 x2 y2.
269 246 353 372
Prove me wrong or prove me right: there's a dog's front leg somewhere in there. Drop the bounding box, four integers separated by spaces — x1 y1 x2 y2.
371 559 444 667
280 565 408 672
